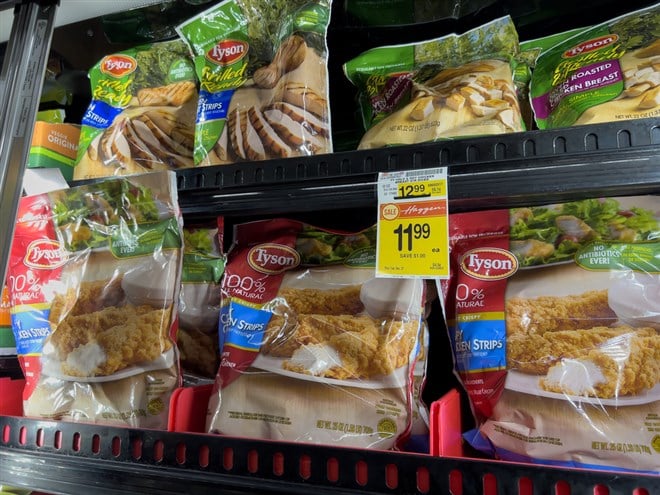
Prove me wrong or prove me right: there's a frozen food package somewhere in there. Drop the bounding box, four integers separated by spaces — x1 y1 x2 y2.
177 222 225 379
530 3 660 129
207 219 426 449
343 16 524 150
439 196 660 473
73 39 198 180
403 322 430 453
0 286 16 356
516 27 588 129
7 171 184 428
176 0 333 166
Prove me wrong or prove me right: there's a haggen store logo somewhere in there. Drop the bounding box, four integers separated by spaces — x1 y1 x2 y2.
24 240 68 269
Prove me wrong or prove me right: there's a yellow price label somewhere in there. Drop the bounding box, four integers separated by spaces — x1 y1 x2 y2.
395 179 446 199
376 168 450 278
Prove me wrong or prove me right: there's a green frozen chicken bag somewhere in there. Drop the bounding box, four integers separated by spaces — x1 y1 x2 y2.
343 16 524 150
530 3 660 129
516 27 588 128
74 39 198 180
176 0 333 166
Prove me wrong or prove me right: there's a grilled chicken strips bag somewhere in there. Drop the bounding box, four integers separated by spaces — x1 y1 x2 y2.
530 3 660 129
208 220 425 449
439 196 660 473
177 0 333 166
7 171 184 428
343 16 524 150
74 40 198 180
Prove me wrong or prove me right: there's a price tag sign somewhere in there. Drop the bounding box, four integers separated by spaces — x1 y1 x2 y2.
376 167 449 278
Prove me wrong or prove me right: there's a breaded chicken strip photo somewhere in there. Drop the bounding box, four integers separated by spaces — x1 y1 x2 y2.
281 315 419 380
46 279 173 378
507 325 657 375
505 290 617 336
275 285 364 315
541 332 660 398
49 304 172 377
262 285 363 356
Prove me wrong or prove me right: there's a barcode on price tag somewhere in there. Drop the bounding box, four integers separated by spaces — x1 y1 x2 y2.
376 167 449 278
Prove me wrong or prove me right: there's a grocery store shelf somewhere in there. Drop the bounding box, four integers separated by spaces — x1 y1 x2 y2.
175 118 660 218
0 1 658 494
1 415 658 495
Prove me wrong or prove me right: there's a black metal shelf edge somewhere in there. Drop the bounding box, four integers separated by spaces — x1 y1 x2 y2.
1 416 658 495
177 146 660 218
176 118 660 192
174 119 660 218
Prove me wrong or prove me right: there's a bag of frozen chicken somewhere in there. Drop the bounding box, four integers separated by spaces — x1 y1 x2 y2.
530 3 660 129
7 171 184 428
439 195 660 473
515 27 588 129
177 223 225 380
208 219 426 449
343 16 524 150
74 39 198 180
177 0 333 166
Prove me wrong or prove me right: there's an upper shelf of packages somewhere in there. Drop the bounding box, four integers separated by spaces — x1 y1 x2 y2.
42 0 659 218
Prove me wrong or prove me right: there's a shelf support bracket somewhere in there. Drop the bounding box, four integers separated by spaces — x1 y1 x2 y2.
0 0 59 285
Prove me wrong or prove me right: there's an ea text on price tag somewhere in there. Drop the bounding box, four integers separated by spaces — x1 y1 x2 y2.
376 168 450 278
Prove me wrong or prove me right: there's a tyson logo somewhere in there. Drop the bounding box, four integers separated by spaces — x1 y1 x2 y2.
24 240 68 269
459 248 518 280
248 243 300 274
563 35 619 58
100 55 137 77
206 40 249 66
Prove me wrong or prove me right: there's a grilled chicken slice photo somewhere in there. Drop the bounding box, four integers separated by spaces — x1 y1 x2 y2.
263 106 324 154
242 109 268 161
124 120 161 169
248 106 292 158
98 119 131 168
137 113 194 157
137 80 197 107
228 108 248 160
267 101 329 138
281 82 328 120
132 119 193 169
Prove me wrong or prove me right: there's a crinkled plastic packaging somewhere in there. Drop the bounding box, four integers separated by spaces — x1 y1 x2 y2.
439 195 660 473
530 3 660 129
515 27 588 129
177 222 225 379
7 171 184 428
343 16 524 150
208 219 426 449
176 0 333 166
74 39 198 180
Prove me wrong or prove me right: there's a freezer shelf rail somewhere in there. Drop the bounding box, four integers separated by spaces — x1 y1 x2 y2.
174 118 660 218
0 414 658 495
